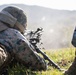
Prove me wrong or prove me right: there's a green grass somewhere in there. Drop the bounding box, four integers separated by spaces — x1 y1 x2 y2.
8 47 75 75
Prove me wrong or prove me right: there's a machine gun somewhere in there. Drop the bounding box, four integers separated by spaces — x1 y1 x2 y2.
28 28 62 71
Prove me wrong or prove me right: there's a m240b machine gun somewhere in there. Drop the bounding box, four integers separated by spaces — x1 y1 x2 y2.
27 28 62 71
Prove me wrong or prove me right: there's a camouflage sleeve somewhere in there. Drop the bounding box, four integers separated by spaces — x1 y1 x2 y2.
14 33 47 70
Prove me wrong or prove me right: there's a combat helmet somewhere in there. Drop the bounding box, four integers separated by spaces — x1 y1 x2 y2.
0 6 27 33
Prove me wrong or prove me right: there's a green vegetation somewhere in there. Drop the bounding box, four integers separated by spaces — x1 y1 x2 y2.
8 48 75 75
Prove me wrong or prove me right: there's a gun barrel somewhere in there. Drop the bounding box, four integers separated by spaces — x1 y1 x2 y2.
36 48 62 71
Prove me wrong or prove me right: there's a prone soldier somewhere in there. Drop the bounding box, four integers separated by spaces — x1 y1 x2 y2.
0 6 47 74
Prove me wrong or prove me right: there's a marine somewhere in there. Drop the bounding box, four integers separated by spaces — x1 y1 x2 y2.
0 6 47 74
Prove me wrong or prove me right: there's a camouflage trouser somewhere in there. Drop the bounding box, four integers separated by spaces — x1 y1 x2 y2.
0 45 11 71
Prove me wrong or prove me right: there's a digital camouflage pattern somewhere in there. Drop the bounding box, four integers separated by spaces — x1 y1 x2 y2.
0 46 8 67
0 28 47 71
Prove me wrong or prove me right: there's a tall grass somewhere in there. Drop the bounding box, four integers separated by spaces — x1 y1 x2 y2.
8 47 75 75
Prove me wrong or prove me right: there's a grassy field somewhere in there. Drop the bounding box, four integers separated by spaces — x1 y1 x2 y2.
8 47 75 75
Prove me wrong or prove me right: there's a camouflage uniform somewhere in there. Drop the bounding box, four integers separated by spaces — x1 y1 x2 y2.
0 25 47 71
0 6 47 71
